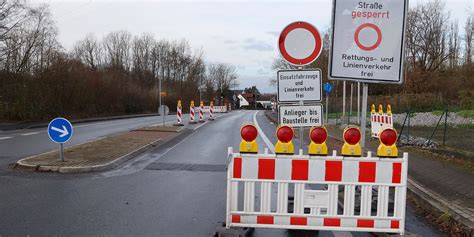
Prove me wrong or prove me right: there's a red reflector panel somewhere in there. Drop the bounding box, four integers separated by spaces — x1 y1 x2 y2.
233 158 242 178
257 216 274 224
290 217 307 226
231 215 240 223
324 218 341 227
292 160 309 181
258 159 275 180
325 161 342 181
391 220 400 229
357 219 374 228
359 162 376 182
392 163 402 183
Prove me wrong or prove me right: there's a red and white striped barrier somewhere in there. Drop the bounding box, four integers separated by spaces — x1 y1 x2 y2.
194 106 227 113
226 148 408 234
371 105 393 138
189 101 197 124
209 102 215 121
199 102 205 123
173 100 184 126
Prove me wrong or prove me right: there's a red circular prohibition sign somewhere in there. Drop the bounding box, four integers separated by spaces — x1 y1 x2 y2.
278 21 323 65
354 23 382 51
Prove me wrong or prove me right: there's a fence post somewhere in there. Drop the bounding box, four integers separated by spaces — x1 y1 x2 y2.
428 109 446 146
407 109 411 144
443 105 448 146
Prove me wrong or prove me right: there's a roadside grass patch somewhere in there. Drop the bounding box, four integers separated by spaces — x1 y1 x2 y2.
457 110 474 118
431 110 444 116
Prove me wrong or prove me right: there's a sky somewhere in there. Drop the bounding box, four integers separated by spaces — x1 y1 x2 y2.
30 0 473 93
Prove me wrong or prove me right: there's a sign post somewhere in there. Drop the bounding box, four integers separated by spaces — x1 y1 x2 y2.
323 82 334 124
329 0 408 148
47 118 73 161
278 21 324 151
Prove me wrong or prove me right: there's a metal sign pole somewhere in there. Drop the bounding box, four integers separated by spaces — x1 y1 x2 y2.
360 83 368 149
60 143 64 162
162 95 165 127
342 81 346 119
357 82 361 124
325 93 329 124
349 83 353 124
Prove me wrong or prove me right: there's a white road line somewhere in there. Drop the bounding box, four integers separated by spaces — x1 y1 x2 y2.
0 136 13 140
21 132 39 136
253 111 275 153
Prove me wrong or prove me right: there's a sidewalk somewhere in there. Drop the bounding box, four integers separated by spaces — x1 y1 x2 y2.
326 125 474 236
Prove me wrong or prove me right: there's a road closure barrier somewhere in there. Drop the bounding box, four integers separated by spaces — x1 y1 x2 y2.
189 101 197 124
371 104 393 138
199 101 205 123
174 100 184 126
209 101 215 121
224 124 408 235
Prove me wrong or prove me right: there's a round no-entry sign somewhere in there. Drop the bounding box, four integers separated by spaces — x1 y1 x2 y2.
278 21 323 66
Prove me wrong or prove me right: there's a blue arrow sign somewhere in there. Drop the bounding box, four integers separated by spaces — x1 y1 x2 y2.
47 118 73 143
324 82 334 94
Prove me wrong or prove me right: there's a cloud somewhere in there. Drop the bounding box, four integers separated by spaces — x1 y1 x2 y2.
223 39 237 44
242 37 273 51
267 31 279 37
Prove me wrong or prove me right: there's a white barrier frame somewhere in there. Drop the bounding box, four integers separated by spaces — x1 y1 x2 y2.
225 148 408 234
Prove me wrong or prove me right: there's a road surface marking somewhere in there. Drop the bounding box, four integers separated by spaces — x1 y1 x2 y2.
0 136 13 140
253 111 275 153
21 132 39 136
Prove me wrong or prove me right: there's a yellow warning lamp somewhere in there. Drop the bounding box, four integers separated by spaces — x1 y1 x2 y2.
190 100 195 107
371 104 376 113
177 100 182 107
387 104 392 115
378 104 383 114
275 125 294 155
341 126 362 156
200 101 204 107
240 124 258 153
377 128 399 158
308 126 328 156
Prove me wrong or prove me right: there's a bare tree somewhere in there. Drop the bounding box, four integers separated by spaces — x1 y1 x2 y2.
73 34 102 70
103 31 132 70
464 15 473 65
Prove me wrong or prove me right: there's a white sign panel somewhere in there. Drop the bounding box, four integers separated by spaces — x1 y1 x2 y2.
279 104 323 128
329 0 407 84
277 69 322 103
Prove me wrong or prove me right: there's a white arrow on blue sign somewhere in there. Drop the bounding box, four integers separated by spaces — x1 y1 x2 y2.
47 118 73 143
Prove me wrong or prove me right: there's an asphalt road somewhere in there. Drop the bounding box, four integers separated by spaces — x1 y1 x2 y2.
0 110 445 236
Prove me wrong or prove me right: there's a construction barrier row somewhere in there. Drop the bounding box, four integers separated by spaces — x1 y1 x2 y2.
225 124 408 235
174 100 231 126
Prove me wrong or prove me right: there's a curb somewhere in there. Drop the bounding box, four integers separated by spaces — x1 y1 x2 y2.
263 112 474 236
1 113 160 131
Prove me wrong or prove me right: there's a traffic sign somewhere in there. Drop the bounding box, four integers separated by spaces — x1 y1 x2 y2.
278 21 323 66
47 118 73 144
323 82 334 94
329 0 408 84
279 104 323 128
277 69 322 103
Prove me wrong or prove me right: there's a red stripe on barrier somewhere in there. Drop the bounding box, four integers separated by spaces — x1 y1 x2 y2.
323 218 341 227
232 215 240 223
391 220 400 229
392 163 402 183
377 115 380 123
233 158 242 178
325 160 342 181
257 216 274 224
292 160 309 180
357 219 374 228
258 159 275 180
290 217 307 226
359 162 376 182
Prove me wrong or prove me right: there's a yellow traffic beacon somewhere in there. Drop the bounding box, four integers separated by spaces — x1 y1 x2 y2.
308 126 328 155
240 124 258 153
377 128 399 157
275 125 294 155
341 126 362 156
